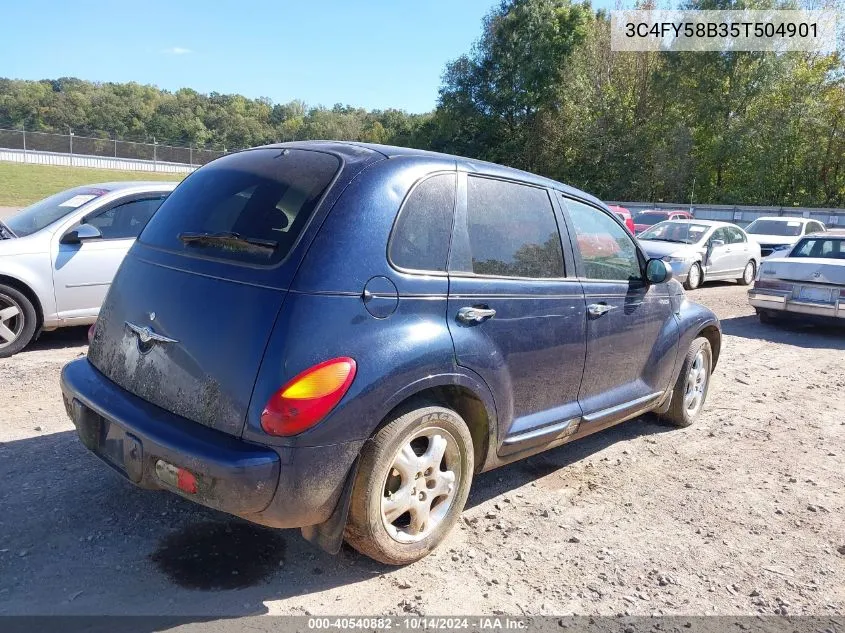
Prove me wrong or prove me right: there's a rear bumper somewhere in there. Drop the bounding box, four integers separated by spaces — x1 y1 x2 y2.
61 359 361 528
748 290 845 320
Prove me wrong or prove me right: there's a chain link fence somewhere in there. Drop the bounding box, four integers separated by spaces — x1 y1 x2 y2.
0 128 229 167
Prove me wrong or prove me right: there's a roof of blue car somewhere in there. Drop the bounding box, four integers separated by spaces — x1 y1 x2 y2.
259 140 606 209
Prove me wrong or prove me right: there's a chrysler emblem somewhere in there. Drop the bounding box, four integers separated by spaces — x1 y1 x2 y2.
125 321 178 347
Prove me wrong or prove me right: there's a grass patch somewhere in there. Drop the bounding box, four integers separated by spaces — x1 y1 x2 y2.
0 162 185 208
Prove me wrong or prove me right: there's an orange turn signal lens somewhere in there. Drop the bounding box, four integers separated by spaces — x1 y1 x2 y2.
261 357 357 437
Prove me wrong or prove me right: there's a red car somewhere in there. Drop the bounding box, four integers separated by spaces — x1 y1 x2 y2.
633 209 693 234
607 205 635 233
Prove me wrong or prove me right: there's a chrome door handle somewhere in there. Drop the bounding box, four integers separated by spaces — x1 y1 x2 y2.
587 303 614 317
457 306 496 324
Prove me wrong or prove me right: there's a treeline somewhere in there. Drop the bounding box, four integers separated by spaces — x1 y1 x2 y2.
0 77 430 150
1 0 843 207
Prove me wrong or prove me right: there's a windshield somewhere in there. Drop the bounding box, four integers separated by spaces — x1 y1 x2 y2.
789 237 845 259
745 219 803 237
140 148 339 265
634 212 668 226
639 221 710 244
5 187 109 238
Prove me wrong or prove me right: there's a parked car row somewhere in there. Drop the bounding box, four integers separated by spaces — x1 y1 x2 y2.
46 142 723 565
2 183 834 359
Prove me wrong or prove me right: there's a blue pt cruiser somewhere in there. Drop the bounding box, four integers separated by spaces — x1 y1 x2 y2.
61 142 721 565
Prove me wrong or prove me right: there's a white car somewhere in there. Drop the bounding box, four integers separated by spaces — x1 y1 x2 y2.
748 230 845 324
637 219 761 290
0 181 177 357
744 216 827 258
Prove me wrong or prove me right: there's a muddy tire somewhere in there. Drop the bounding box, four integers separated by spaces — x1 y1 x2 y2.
660 337 713 428
344 405 474 565
738 260 756 286
0 284 37 358
684 262 703 291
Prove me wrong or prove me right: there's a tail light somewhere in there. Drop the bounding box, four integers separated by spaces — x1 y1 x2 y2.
754 279 793 292
261 357 357 436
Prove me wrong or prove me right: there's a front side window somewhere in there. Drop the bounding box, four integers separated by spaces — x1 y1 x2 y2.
87 197 166 240
466 177 564 279
141 148 340 265
565 198 642 281
711 228 729 245
726 226 746 244
389 173 456 272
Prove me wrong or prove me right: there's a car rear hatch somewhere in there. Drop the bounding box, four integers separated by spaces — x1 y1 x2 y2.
87 146 371 437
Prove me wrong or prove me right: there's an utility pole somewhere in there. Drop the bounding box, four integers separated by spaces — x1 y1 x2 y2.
21 125 26 156
690 177 696 214
69 128 74 166
153 137 157 171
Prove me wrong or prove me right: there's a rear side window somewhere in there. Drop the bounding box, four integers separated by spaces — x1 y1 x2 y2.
466 177 564 278
140 148 339 265
389 173 456 272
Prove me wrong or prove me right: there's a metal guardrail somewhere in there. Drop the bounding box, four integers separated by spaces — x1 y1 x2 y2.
0 128 226 167
0 148 195 174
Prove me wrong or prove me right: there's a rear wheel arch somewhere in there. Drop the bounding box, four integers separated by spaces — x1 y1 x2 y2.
374 382 495 473
0 274 43 332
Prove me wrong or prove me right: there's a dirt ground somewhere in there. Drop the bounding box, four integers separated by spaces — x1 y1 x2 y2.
0 283 843 617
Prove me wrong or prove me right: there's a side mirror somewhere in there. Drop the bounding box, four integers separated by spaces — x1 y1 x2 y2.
710 239 725 249
61 223 102 245
645 258 673 284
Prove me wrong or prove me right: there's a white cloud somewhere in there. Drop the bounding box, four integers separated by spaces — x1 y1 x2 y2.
163 47 192 55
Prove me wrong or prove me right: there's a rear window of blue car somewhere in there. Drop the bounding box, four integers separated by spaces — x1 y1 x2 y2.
140 148 339 265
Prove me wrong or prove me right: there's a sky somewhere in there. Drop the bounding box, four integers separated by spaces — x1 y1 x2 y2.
1 0 614 113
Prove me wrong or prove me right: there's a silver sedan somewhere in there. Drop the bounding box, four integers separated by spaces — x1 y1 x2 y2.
0 181 177 357
638 220 762 290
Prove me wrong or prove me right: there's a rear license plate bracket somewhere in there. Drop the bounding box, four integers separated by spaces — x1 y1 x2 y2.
798 286 832 303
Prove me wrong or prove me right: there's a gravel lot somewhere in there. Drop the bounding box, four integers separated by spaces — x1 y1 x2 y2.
0 283 843 617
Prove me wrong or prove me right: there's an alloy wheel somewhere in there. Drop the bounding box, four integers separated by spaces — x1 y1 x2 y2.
381 427 461 544
683 350 708 415
0 294 24 350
